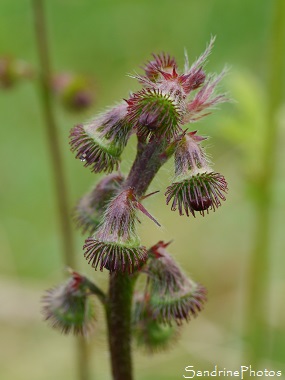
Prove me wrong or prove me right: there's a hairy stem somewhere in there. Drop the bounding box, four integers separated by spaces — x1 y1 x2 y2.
124 138 168 197
245 0 285 364
107 138 169 380
32 1 90 379
106 273 136 380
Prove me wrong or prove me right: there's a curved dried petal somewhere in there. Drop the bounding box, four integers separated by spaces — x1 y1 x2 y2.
143 52 177 82
184 69 228 123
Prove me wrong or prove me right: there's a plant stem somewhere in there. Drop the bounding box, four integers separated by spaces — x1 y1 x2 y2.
106 273 136 380
124 138 168 197
106 138 169 380
245 0 285 364
32 1 90 379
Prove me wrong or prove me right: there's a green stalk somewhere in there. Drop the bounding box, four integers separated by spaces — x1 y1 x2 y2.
106 273 136 380
245 0 285 364
106 138 170 380
32 0 75 269
32 1 90 379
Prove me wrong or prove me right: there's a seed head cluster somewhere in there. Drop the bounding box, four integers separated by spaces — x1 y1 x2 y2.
44 40 229 343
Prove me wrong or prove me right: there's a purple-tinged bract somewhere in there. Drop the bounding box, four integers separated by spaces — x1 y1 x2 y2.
143 52 177 82
184 70 227 123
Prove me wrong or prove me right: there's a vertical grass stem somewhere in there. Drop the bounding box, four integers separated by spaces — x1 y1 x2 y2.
32 1 90 379
245 0 285 364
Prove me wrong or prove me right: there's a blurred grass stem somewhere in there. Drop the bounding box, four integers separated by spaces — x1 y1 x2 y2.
245 0 285 364
32 1 90 379
32 0 75 268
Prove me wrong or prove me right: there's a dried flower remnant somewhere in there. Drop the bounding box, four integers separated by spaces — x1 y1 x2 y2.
146 241 186 294
58 38 229 377
184 70 228 123
143 53 177 81
143 241 207 325
150 282 207 325
73 173 124 235
83 188 159 274
165 132 228 216
126 88 184 141
52 72 94 112
69 103 132 173
0 57 33 88
133 293 179 353
125 37 226 147
42 271 96 336
166 172 228 217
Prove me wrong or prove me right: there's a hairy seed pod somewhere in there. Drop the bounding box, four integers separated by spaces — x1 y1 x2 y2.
42 272 96 336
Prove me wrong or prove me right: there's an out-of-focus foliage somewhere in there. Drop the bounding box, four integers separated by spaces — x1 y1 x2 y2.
221 72 267 183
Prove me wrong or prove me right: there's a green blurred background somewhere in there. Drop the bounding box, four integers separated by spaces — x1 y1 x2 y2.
1 0 285 379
